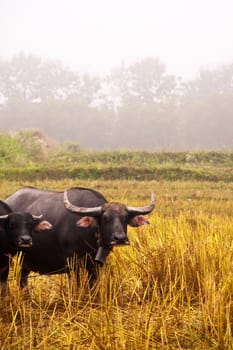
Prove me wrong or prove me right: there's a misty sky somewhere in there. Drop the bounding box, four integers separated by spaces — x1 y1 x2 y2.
0 0 233 79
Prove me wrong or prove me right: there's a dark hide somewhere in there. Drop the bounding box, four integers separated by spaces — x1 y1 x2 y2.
0 200 52 295
6 186 154 288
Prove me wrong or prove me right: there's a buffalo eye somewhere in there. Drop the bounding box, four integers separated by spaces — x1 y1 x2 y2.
103 212 111 222
27 221 34 228
121 214 127 223
7 221 16 229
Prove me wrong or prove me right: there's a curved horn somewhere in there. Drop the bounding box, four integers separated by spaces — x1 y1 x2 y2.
0 214 9 220
32 214 43 220
127 193 155 215
64 190 102 216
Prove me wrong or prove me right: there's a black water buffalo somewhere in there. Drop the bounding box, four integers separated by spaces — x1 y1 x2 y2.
5 186 155 287
0 200 52 295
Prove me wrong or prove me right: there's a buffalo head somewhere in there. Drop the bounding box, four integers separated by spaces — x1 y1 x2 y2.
64 190 155 264
0 212 52 249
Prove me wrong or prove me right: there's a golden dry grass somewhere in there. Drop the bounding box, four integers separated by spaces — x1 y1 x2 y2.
0 179 233 349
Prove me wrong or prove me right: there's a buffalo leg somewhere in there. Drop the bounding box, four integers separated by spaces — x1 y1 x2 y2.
85 255 100 285
20 267 30 289
0 254 10 296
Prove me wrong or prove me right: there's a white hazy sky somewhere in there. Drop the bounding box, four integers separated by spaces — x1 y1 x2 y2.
0 0 233 79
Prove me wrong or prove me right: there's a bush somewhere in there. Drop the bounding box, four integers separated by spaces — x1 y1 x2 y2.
0 133 24 164
0 130 46 166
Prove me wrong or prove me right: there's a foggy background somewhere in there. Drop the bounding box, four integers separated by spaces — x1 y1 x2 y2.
0 0 233 150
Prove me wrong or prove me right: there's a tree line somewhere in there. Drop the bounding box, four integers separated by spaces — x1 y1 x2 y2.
0 54 232 150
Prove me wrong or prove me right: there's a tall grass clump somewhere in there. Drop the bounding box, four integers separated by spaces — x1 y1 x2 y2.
116 211 233 348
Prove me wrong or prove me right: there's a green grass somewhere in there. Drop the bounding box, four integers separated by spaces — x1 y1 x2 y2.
1 161 233 182
1 137 233 182
1 132 233 181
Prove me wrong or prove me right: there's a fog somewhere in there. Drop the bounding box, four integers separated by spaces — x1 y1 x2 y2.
0 1 233 149
1 0 233 79
0 54 232 150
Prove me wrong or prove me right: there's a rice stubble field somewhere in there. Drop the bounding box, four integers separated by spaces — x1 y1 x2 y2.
0 179 233 349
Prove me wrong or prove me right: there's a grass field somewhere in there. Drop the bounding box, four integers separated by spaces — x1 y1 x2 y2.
0 179 233 349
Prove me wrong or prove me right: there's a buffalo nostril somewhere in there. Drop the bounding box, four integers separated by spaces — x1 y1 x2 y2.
19 236 33 246
113 232 127 243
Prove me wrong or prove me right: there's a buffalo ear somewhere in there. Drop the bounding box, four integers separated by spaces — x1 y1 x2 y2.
129 215 150 227
34 221 53 231
76 216 97 228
